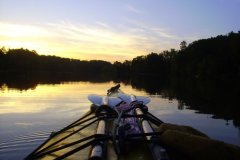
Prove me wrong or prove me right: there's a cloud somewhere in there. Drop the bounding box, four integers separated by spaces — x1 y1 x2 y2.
0 20 196 62
124 18 178 39
44 21 143 59
124 18 202 50
0 21 58 55
0 22 48 37
95 21 111 29
125 4 144 14
0 21 145 61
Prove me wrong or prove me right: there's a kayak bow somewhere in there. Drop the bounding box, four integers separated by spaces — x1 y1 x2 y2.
25 84 168 160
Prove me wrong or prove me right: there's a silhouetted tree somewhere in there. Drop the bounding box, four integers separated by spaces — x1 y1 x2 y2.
1 31 240 85
180 41 187 50
0 47 114 75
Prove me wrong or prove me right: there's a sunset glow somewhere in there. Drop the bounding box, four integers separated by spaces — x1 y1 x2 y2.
0 0 239 62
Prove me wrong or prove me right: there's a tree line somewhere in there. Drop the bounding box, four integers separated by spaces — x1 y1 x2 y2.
0 48 114 74
1 31 240 82
121 31 240 83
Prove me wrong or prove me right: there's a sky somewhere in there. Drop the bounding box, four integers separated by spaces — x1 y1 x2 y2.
0 0 239 62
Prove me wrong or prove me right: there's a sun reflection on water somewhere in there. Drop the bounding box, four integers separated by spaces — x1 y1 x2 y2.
0 82 117 114
0 82 239 160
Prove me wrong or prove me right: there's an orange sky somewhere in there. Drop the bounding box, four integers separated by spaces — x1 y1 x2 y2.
0 21 181 62
1 0 239 62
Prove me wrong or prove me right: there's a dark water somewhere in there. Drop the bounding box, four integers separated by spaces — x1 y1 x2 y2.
0 77 240 159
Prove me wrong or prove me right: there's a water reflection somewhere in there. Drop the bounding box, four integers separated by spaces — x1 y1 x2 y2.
0 82 120 159
131 75 240 128
0 72 116 91
1 74 240 128
0 75 240 159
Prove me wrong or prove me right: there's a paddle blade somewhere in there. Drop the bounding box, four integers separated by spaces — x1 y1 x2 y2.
118 93 132 103
136 96 151 105
88 94 102 106
108 97 122 107
118 93 151 105
88 94 122 107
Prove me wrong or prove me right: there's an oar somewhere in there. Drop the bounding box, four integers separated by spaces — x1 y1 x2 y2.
128 95 168 160
117 93 151 105
88 94 122 107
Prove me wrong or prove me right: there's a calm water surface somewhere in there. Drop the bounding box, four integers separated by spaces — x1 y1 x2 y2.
0 82 239 159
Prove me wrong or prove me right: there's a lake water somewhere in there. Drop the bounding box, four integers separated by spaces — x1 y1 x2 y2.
0 81 239 159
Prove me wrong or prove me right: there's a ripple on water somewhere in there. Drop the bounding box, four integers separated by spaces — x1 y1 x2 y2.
0 130 52 159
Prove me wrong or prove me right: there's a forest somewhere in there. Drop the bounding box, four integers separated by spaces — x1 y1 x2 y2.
0 31 239 82
0 48 114 74
118 31 240 82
